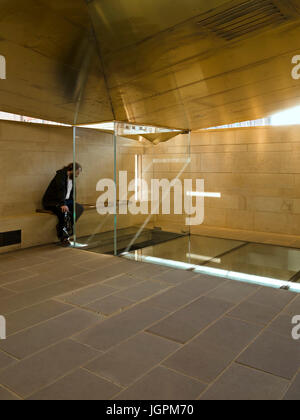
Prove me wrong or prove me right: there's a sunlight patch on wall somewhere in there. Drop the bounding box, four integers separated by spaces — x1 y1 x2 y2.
271 105 300 126
204 105 300 130
0 111 69 127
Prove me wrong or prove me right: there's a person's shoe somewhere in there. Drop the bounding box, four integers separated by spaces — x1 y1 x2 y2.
60 238 71 247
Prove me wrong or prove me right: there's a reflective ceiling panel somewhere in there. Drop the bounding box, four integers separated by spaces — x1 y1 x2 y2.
87 0 300 129
0 0 114 125
1 0 300 129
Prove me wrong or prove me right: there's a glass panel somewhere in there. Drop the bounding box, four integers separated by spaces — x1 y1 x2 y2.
205 243 300 282
72 126 115 252
128 235 300 284
70 119 300 291
115 123 190 256
132 235 245 265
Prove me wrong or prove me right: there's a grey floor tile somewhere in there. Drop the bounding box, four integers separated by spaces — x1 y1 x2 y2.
104 274 144 289
207 281 259 304
27 369 121 401
164 317 262 383
0 386 21 400
147 297 233 344
174 275 227 298
37 270 79 285
115 281 170 302
25 261 89 278
112 260 146 275
283 295 300 316
0 340 100 398
4 276 49 293
0 279 84 315
195 317 263 354
0 255 17 264
1 256 49 273
200 364 289 401
54 252 102 266
74 261 141 285
283 372 300 400
5 300 73 336
0 269 35 286
237 331 300 380
0 309 103 359
68 269 117 286
58 284 115 306
267 314 296 338
166 344 232 385
2 245 297 401
228 301 281 326
12 245 66 260
0 288 16 300
131 264 170 280
77 255 123 271
38 278 88 299
74 302 168 352
85 295 134 316
248 288 296 311
7 256 49 269
114 260 143 272
0 350 16 371
0 294 39 316
116 366 206 400
151 269 197 285
146 289 196 312
85 332 180 387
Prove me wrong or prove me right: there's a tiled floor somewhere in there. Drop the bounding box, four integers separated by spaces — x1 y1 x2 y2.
0 244 299 400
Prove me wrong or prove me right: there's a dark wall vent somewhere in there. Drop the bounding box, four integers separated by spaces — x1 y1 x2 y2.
0 230 22 247
197 0 289 41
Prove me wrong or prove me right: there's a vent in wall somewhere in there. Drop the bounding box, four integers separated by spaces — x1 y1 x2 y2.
0 230 22 247
197 0 290 41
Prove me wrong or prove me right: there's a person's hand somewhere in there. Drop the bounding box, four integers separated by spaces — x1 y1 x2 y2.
61 205 69 213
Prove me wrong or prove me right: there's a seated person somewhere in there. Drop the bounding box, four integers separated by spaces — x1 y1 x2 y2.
43 163 84 246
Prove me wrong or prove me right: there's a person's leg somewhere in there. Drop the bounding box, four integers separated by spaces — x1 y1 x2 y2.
44 206 65 240
65 200 84 223
65 200 74 222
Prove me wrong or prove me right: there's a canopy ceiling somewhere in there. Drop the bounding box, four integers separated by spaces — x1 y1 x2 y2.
1 0 300 130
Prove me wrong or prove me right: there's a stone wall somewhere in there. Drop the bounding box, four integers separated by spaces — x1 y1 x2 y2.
0 120 145 252
2 120 300 252
146 126 300 247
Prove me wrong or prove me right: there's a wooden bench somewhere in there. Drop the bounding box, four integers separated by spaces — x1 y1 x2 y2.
36 204 97 214
36 201 128 215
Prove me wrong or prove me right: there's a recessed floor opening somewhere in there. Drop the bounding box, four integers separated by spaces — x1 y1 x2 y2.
76 231 300 292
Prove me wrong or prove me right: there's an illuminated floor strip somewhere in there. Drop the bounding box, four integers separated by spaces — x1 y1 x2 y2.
122 253 300 293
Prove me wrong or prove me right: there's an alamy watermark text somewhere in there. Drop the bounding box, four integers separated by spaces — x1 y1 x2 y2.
0 316 6 340
96 172 209 226
0 55 6 80
292 315 300 340
292 55 300 80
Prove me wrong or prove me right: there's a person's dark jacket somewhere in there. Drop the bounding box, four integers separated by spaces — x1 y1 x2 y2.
43 169 73 208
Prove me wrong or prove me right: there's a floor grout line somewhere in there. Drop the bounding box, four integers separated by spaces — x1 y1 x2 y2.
22 351 106 400
196 295 298 399
0 382 25 400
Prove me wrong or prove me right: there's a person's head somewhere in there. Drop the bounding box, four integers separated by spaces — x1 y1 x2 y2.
64 163 82 178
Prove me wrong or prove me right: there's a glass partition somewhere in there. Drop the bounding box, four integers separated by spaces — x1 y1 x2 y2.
71 122 300 292
115 124 190 257
72 126 115 252
72 122 190 256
